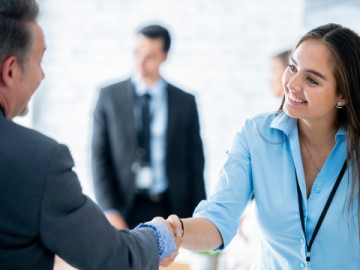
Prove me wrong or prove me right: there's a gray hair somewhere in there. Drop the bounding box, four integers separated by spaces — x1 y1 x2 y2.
0 0 39 68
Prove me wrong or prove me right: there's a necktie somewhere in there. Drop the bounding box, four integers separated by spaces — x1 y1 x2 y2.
140 93 151 164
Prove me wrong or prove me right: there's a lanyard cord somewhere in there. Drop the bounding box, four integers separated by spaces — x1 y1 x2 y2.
295 160 347 267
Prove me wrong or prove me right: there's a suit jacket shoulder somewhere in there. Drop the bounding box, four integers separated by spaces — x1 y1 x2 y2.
0 114 159 270
167 82 195 99
100 78 133 97
0 115 63 178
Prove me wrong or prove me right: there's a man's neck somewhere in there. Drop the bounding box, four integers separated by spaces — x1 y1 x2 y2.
0 96 8 118
141 74 161 87
0 104 5 117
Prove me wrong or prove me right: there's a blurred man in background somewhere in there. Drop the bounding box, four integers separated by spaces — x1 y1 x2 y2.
92 24 206 229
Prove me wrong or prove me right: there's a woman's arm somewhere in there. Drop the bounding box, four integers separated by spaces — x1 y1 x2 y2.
168 215 223 251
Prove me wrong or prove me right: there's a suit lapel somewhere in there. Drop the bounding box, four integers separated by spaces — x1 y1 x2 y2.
166 85 176 156
121 79 137 146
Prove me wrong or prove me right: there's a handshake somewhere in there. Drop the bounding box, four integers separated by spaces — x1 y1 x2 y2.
108 212 221 268
151 215 185 267
140 214 221 267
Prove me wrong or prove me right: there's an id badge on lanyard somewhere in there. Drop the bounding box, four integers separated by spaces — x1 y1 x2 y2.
132 162 153 190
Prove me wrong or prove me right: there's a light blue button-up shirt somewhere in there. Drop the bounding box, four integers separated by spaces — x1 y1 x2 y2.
194 112 359 269
132 76 168 194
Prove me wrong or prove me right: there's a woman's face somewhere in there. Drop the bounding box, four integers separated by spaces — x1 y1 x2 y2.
282 39 342 127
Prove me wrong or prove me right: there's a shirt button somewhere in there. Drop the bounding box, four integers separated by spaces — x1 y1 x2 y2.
312 185 320 193
300 238 305 244
299 262 305 268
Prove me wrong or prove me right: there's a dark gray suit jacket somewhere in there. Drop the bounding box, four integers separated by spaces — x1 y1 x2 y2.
92 78 206 218
0 108 159 270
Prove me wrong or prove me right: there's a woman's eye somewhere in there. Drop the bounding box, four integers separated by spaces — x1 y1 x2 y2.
288 64 296 72
307 77 319 85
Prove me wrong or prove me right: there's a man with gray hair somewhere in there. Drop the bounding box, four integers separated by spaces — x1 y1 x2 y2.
0 0 180 269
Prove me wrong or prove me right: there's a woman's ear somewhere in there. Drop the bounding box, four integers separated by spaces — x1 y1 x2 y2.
336 96 348 108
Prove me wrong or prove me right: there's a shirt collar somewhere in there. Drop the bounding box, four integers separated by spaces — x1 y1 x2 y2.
131 76 167 98
270 111 347 139
270 112 297 138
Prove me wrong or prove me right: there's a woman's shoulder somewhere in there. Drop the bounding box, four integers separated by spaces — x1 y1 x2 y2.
245 111 280 129
242 111 289 143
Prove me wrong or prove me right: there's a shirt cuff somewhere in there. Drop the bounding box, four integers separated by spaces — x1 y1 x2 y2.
135 221 176 260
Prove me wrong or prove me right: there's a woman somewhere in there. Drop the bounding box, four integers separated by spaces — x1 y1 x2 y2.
165 23 360 269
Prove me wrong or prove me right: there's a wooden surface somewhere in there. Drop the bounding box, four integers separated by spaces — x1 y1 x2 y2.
159 263 190 270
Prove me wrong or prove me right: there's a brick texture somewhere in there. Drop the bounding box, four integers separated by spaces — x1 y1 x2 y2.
20 0 356 199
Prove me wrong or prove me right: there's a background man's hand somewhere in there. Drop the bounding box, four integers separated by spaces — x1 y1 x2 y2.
105 212 128 229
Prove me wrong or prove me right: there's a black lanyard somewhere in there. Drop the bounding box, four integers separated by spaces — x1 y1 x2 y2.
295 160 347 269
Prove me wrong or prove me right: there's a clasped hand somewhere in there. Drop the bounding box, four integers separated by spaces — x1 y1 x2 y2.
152 215 183 267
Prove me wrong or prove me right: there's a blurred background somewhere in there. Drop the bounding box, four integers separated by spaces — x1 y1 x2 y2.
16 0 360 269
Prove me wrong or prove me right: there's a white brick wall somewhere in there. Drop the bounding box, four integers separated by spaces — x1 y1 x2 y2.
25 0 360 199
25 0 358 199
21 0 305 199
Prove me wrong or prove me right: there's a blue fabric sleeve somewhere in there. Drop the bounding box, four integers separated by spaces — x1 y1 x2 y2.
135 221 176 260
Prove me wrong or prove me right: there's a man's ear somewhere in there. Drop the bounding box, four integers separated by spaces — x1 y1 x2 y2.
1 56 18 88
161 52 168 63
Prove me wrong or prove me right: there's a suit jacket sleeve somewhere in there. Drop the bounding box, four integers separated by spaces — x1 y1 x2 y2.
39 144 159 270
91 88 121 211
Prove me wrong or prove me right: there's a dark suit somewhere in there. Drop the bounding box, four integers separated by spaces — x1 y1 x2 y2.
92 78 206 224
0 108 159 270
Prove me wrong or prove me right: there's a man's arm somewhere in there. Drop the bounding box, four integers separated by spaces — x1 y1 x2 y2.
167 215 222 251
39 144 176 269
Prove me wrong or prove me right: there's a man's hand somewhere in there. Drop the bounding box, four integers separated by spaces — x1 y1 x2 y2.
159 251 179 267
152 216 183 267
